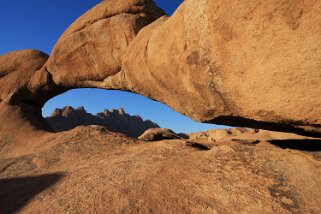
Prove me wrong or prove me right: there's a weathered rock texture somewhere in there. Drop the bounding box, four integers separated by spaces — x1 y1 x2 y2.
0 0 321 138
189 128 253 143
47 106 159 137
46 0 165 88
120 0 321 137
1 126 321 213
1 0 321 212
0 50 58 137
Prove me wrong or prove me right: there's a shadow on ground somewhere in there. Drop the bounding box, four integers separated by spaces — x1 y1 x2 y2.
186 141 211 151
0 173 65 214
268 139 321 152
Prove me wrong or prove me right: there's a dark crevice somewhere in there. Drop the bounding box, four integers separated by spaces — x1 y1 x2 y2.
186 142 210 151
268 139 321 152
10 67 67 109
0 72 10 79
15 102 54 132
144 134 179 141
0 162 15 174
0 57 59 134
231 139 261 145
208 116 321 138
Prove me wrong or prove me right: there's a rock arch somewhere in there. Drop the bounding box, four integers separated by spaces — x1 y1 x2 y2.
0 0 321 138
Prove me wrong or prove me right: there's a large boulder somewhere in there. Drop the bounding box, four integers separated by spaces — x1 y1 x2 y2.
0 49 49 105
138 128 182 141
120 0 321 137
45 0 165 87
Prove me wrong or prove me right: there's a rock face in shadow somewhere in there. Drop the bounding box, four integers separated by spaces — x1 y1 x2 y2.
0 50 58 137
0 0 321 140
46 106 159 137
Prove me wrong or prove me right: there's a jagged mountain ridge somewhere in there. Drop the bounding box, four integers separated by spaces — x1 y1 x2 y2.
46 106 159 137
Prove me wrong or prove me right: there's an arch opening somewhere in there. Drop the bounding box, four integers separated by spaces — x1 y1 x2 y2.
41 88 230 138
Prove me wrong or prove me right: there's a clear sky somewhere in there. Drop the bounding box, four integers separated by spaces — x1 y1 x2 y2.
0 0 229 133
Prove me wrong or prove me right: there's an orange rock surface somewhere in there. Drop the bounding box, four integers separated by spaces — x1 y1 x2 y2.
1 0 321 212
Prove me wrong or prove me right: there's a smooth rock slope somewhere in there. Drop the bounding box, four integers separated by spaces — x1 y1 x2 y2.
1 126 321 213
120 0 321 136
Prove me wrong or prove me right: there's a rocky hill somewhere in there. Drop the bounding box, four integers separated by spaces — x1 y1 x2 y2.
46 106 159 137
1 126 320 213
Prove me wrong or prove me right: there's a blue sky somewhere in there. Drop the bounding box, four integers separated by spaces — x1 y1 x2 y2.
0 0 228 133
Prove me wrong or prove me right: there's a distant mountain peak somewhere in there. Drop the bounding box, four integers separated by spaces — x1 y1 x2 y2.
76 106 86 112
50 108 62 117
61 106 75 117
118 108 125 115
47 106 159 138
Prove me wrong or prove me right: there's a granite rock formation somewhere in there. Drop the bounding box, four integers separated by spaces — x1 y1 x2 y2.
0 0 320 139
0 0 320 138
0 50 56 138
47 106 159 137
120 0 321 137
1 0 321 212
